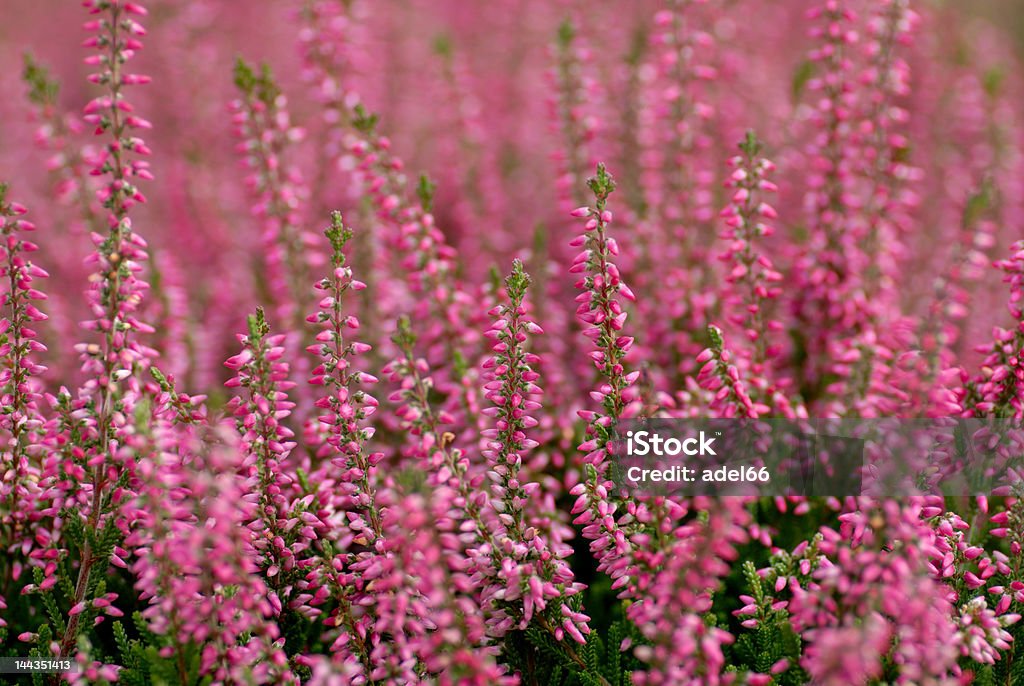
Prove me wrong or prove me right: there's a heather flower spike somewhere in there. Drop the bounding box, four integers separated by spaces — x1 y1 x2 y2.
0 185 48 581
550 18 603 209
308 211 383 539
570 163 641 609
232 58 316 331
22 54 99 230
696 325 766 418
49 0 155 665
127 425 296 684
481 259 588 639
970 240 1024 418
297 213 395 680
718 132 782 367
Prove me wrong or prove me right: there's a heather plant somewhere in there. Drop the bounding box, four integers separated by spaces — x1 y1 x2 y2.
5 0 1024 684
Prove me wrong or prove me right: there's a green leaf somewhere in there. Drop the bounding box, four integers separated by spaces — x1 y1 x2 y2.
791 60 815 102
416 174 437 213
22 53 60 106
586 163 617 204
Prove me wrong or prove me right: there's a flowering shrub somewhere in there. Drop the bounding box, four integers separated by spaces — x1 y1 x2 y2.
2 0 1024 684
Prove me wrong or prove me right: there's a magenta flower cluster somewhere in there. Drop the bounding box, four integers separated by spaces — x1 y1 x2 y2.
3 0 1024 684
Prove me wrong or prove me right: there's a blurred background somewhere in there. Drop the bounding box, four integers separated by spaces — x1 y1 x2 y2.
971 0 1024 54
0 0 1022 394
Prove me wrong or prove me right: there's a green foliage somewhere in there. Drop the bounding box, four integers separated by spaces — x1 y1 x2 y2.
983 66 1005 99
963 181 995 231
488 264 504 298
728 562 807 685
416 173 437 213
739 130 763 158
149 366 171 393
248 306 270 340
707 324 725 350
791 60 816 102
506 259 532 300
392 314 417 351
113 626 208 686
33 568 66 636
506 619 641 686
22 53 60 107
351 103 379 134
587 164 617 206
432 33 453 59
233 58 280 105
557 18 577 49
451 348 470 381
28 623 53 686
325 211 353 261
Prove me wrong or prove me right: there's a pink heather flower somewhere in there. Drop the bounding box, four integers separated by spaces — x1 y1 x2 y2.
569 164 640 583
547 19 604 210
331 108 412 343
51 0 157 662
639 0 718 236
789 500 963 684
628 498 751 686
339 102 488 449
383 309 601 680
22 55 99 229
126 423 296 684
224 308 300 584
714 131 803 419
480 260 586 638
298 212 390 679
812 1 920 418
572 165 640 426
7 2 1024 684
914 200 996 416
567 166 753 686
801 614 893 686
344 105 482 367
68 655 121 686
696 326 769 418
369 494 514 684
306 212 382 538
718 133 783 368
957 596 1018 665
969 241 1024 417
856 0 918 305
150 364 207 425
384 314 485 507
926 508 1000 594
231 58 318 332
229 59 321 431
383 316 502 607
791 0 872 402
144 251 191 380
431 41 511 274
77 0 157 386
984 495 1024 615
628 0 723 396
297 0 369 178
0 187 48 559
